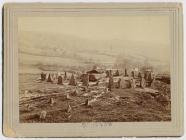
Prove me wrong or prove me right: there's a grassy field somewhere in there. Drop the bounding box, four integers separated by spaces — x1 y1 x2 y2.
19 73 171 123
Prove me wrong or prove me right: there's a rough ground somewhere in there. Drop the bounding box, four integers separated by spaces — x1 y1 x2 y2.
19 74 171 123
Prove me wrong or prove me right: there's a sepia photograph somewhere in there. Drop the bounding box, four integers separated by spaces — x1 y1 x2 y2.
3 3 183 137
18 14 171 123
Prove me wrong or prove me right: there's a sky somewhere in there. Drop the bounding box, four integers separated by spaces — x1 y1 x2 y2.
18 15 170 45
18 14 171 69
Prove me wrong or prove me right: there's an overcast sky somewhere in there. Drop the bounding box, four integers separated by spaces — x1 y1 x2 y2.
18 14 171 63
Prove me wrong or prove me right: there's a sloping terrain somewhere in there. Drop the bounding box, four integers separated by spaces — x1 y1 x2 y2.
19 74 171 123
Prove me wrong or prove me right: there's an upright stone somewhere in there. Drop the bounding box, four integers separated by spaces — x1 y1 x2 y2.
131 71 135 78
64 71 67 80
41 72 46 81
131 78 136 89
115 69 119 76
108 75 114 91
82 74 89 87
47 74 53 82
57 75 63 85
69 74 76 86
124 68 128 77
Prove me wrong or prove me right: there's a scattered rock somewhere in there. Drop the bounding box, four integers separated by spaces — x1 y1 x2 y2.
49 98 55 106
156 94 170 106
66 104 72 113
24 90 31 94
71 89 79 96
66 93 71 100
80 86 87 92
85 99 90 106
36 89 43 93
25 104 32 111
115 96 120 100
67 114 71 120
40 110 47 120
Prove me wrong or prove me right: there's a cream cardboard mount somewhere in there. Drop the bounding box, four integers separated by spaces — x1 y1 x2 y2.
3 3 183 137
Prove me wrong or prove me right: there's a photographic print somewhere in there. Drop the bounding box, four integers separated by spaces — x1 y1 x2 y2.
3 3 183 137
18 13 171 123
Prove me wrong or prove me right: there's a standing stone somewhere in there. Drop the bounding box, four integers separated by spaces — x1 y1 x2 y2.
115 69 119 76
138 72 142 87
147 72 152 81
57 75 63 85
64 72 67 80
138 72 142 79
47 74 53 82
49 98 55 106
118 78 121 88
124 68 128 77
82 74 89 87
26 104 31 111
108 76 114 91
41 72 46 81
148 73 153 86
141 77 146 88
144 72 148 80
69 74 76 86
106 70 110 77
131 78 136 89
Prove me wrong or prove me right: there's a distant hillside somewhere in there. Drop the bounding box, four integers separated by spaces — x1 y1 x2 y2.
18 31 170 73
